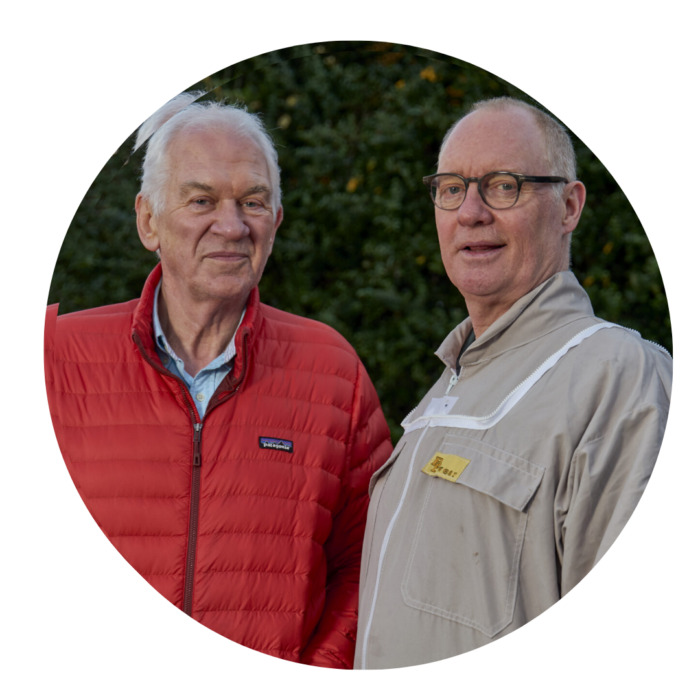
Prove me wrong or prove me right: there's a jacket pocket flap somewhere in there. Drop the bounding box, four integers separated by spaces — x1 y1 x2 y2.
368 442 405 498
439 435 544 512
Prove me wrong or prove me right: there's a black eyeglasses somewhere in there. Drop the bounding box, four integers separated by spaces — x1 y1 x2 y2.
422 171 569 210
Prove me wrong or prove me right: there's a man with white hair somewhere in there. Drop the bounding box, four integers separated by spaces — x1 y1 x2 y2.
355 97 672 669
45 92 392 668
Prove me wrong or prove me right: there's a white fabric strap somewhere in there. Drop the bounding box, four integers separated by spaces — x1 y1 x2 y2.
402 322 627 435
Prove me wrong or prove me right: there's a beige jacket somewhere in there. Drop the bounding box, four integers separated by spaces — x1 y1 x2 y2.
355 272 672 669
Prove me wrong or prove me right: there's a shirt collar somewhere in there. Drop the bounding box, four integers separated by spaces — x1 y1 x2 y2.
436 271 596 370
152 279 244 367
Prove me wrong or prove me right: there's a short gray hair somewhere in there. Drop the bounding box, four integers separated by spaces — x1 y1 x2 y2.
439 96 577 184
133 91 282 216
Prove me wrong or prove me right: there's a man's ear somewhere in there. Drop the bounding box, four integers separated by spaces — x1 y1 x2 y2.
135 193 160 252
562 181 586 235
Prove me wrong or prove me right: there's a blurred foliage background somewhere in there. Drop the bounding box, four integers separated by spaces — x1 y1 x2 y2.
49 41 672 443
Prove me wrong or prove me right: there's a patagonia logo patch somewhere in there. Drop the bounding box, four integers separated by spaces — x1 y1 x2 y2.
259 437 293 453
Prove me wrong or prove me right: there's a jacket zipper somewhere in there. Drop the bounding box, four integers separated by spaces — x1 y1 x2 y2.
360 427 429 669
640 337 672 358
404 322 670 430
183 421 203 616
602 323 672 357
180 333 250 615
399 371 458 428
132 331 250 616
400 369 459 426
445 371 460 394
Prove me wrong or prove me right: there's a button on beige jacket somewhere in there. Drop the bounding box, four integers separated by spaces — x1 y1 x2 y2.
355 272 672 669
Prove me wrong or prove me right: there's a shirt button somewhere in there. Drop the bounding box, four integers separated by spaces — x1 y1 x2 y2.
196 393 206 402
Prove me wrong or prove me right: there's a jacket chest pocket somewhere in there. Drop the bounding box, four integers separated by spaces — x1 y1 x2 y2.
401 434 544 638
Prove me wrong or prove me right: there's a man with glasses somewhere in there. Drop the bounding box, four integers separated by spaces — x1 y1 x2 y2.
355 97 672 669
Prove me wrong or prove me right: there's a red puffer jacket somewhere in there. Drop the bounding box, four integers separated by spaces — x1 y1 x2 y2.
44 265 392 668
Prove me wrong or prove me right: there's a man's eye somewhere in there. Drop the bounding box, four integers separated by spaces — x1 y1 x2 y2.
243 200 264 209
193 198 211 206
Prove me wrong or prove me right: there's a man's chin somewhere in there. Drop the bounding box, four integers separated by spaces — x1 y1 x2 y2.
190 278 255 305
450 273 506 302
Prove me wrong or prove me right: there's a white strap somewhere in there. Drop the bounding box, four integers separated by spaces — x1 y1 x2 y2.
402 322 628 434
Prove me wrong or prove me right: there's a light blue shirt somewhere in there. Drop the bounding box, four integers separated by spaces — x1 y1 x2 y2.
152 280 245 419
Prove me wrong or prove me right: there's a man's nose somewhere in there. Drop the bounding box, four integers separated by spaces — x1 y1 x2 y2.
456 182 495 227
210 199 250 238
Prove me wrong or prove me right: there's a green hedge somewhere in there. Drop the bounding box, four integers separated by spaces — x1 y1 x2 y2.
49 41 671 442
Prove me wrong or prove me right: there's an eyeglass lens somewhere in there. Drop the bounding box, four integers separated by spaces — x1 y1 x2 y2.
430 173 520 210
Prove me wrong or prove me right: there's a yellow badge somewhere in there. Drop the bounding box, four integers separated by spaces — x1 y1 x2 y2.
421 452 470 482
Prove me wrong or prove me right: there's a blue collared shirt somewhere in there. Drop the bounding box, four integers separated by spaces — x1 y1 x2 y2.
152 280 245 419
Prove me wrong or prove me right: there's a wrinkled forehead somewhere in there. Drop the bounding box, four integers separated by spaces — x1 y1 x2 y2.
165 125 269 179
166 124 266 163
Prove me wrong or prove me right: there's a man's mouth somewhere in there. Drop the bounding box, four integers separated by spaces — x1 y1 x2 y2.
205 251 248 261
457 243 506 261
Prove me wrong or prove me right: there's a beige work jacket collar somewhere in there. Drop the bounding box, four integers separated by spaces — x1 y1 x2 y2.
436 271 596 372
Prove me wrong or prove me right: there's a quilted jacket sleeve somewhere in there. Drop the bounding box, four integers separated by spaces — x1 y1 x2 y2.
301 359 392 669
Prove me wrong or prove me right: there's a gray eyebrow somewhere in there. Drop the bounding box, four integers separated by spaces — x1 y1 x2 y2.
180 181 215 196
242 185 272 199
179 182 271 199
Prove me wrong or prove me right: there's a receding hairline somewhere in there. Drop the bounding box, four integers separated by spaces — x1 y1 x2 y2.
166 122 271 168
439 104 544 164
163 127 276 204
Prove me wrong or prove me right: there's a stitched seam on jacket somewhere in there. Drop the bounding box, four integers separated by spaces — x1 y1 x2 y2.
72 458 340 492
503 507 528 626
198 528 323 545
50 389 174 396
78 457 343 486
200 567 313 577
213 390 353 416
54 386 352 418
183 644 302 657
444 434 545 472
461 317 600 367
441 441 542 479
57 358 353 396
82 492 331 516
110 530 324 543
197 606 305 614
248 359 356 387
196 581 326 616
61 423 346 442
56 326 357 350
344 358 363 472
207 491 333 513
257 328 358 355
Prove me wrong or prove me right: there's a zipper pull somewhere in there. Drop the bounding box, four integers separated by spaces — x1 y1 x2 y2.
193 423 203 467
446 372 459 395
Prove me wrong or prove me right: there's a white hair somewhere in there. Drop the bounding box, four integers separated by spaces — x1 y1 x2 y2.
439 97 578 185
133 91 282 216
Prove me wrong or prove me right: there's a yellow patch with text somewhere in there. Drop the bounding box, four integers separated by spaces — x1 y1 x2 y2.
421 452 470 482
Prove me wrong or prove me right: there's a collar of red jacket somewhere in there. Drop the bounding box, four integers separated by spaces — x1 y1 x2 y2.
130 263 263 381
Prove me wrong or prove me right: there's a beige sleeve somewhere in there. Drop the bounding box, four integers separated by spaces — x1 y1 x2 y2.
558 404 671 663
